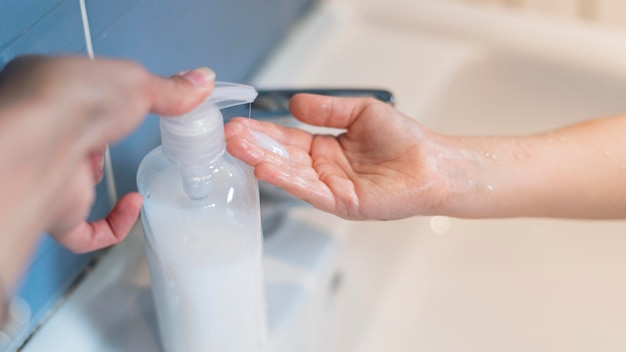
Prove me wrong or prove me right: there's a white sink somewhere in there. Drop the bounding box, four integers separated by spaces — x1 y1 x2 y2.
253 1 626 351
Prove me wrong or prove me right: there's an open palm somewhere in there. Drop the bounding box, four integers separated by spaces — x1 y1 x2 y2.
225 94 448 220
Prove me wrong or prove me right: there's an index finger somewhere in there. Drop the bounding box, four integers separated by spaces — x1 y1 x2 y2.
225 117 315 152
146 68 215 116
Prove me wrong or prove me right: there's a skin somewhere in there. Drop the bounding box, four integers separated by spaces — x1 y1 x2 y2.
0 55 215 321
225 94 626 221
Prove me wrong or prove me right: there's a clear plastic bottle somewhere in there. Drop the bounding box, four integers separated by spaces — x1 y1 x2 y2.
136 82 266 351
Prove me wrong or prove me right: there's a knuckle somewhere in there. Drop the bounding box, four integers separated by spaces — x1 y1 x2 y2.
122 60 151 87
362 97 388 115
363 97 380 106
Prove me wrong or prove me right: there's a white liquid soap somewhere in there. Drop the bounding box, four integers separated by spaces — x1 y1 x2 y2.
137 82 266 351
249 129 289 159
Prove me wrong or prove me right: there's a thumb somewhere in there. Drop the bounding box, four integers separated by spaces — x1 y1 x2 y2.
289 94 383 130
148 67 215 116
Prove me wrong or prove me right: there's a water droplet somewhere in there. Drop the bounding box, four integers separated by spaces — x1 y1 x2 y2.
486 184 494 191
430 216 450 234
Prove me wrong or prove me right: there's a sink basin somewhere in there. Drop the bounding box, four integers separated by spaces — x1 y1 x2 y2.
356 49 626 351
252 1 626 351
427 51 626 135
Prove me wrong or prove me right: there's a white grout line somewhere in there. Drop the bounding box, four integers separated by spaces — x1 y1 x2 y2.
79 0 118 207
78 0 94 59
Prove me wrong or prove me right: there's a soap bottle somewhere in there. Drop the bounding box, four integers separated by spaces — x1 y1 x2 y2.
136 82 266 352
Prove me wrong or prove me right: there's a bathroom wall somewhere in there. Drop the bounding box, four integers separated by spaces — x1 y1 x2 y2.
453 0 626 28
0 0 314 349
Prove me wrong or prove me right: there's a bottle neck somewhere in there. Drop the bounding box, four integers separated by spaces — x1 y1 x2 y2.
160 110 225 166
180 162 219 200
159 106 225 200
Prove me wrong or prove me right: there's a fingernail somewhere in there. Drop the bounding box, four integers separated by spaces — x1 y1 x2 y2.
181 67 215 88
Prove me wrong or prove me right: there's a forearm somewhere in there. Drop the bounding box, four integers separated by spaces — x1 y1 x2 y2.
440 115 626 219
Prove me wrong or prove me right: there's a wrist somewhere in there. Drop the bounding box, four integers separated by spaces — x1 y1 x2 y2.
433 135 499 218
402 132 476 218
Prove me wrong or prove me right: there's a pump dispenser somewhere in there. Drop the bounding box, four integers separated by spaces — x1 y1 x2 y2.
160 82 258 199
137 82 265 351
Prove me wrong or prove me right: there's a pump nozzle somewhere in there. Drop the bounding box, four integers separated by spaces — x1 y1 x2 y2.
209 81 258 110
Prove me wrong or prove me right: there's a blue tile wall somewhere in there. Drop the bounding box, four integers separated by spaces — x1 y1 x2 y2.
0 1 64 52
0 0 313 349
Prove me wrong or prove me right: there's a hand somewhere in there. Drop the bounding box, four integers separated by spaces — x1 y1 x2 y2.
0 55 214 286
225 94 450 220
227 93 626 221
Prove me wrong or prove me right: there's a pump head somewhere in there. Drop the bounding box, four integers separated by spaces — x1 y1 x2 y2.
159 81 257 199
160 81 258 166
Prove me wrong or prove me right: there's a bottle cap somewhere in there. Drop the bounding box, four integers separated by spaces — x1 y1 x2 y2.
160 81 258 166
